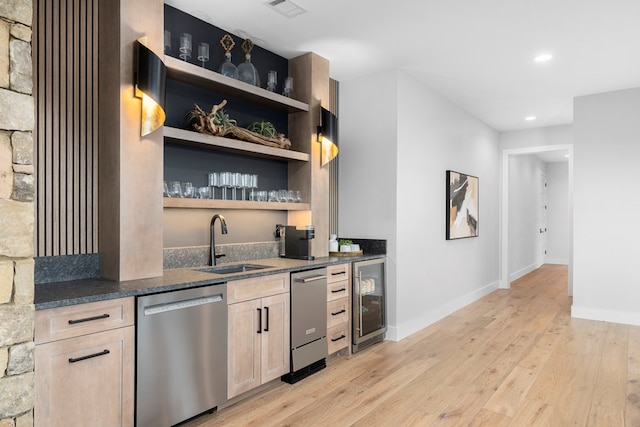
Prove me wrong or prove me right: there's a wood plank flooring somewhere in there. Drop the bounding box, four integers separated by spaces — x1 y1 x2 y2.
184 264 640 426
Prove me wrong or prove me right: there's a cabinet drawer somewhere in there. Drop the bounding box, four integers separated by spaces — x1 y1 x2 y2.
327 298 349 328
327 263 350 283
227 273 290 304
327 280 349 302
35 297 134 344
327 323 349 354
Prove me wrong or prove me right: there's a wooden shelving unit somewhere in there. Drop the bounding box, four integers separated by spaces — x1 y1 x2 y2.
163 197 310 211
164 56 309 113
164 127 310 162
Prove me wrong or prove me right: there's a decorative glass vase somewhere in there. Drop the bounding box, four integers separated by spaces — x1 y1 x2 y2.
238 53 260 86
219 52 238 79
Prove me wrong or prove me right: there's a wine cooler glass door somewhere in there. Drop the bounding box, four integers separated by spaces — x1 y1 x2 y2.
353 258 386 345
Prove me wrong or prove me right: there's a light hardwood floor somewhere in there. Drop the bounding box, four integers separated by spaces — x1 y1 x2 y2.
185 264 640 426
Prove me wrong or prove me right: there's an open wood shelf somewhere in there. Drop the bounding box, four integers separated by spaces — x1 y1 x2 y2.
163 197 310 211
163 127 310 162
164 56 309 113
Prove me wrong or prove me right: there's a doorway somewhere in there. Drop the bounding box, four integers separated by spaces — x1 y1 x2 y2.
500 145 573 296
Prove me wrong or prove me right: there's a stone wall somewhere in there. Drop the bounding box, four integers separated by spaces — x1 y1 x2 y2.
0 1 35 426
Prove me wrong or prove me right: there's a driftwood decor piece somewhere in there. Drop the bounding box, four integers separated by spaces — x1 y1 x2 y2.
187 100 292 149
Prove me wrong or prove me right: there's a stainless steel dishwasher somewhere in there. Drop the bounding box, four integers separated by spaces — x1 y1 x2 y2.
282 268 328 383
136 284 227 427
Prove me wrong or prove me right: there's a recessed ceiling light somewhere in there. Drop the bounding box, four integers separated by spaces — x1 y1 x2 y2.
534 54 553 62
564 154 570 158
525 116 537 121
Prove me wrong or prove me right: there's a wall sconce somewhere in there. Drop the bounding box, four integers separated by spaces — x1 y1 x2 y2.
317 107 338 166
135 38 166 136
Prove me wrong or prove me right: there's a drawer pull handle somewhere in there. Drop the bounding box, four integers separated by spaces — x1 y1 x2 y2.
331 309 346 316
68 313 110 324
331 288 346 293
331 271 345 276
331 335 346 342
69 349 110 363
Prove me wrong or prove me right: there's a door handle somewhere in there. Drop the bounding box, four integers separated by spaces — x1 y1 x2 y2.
264 306 269 332
257 308 262 334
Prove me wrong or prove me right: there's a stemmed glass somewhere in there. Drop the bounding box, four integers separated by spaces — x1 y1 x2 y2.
197 42 209 68
208 172 219 199
231 172 242 200
219 172 231 200
179 33 192 61
241 173 252 201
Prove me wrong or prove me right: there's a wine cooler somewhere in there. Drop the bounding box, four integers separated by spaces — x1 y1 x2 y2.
352 258 386 353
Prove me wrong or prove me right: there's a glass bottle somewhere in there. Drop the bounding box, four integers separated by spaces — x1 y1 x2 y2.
219 52 238 79
238 53 260 86
238 39 260 86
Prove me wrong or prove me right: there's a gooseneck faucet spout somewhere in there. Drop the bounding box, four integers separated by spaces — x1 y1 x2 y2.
210 214 228 266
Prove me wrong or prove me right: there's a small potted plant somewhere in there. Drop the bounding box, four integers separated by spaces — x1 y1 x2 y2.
338 239 353 252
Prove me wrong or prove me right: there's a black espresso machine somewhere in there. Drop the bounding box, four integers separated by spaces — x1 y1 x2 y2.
276 225 315 260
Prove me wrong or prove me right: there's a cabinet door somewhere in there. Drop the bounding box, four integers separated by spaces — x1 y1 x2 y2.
35 326 134 427
261 293 290 383
228 299 262 399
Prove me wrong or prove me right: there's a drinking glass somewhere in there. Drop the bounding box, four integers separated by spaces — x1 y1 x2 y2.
198 186 211 199
282 76 293 97
197 42 209 67
294 190 301 203
181 182 194 198
267 70 277 92
168 181 182 198
179 33 192 61
278 189 288 202
287 190 295 203
268 190 279 202
219 172 231 200
164 30 171 54
163 181 169 197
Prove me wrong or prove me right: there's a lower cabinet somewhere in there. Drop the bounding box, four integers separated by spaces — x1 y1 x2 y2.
326 263 351 355
227 274 290 399
34 297 135 427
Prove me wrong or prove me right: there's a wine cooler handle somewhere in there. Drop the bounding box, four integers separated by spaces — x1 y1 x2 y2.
358 271 363 337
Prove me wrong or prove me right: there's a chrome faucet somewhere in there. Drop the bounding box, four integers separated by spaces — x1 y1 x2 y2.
210 214 228 266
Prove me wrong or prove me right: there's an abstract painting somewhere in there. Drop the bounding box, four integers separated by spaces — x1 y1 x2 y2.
446 171 479 240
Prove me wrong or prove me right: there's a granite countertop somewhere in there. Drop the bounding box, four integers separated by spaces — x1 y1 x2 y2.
34 254 385 310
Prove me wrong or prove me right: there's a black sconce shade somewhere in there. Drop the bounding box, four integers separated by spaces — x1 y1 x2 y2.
318 107 338 166
135 39 166 136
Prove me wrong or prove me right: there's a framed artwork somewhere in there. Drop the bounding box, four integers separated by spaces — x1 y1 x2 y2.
446 170 479 240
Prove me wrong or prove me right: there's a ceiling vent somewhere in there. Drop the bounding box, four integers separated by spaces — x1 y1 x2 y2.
264 0 307 18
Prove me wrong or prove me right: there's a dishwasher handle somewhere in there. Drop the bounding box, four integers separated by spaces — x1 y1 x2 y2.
295 275 327 283
143 294 224 316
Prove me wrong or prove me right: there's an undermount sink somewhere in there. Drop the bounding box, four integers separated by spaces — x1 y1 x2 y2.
196 264 271 275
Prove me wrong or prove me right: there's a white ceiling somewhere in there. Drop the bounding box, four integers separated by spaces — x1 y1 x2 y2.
167 0 640 132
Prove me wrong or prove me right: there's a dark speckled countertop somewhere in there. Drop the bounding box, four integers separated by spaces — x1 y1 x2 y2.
35 254 385 310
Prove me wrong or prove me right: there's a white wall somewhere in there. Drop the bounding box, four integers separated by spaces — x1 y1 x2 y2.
546 162 569 264
339 69 500 341
573 87 640 325
500 124 573 150
508 155 545 280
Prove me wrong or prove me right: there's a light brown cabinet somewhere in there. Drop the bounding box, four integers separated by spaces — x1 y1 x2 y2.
227 274 290 399
326 263 351 355
34 297 135 427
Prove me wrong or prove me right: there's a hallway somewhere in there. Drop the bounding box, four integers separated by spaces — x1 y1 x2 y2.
187 264 639 426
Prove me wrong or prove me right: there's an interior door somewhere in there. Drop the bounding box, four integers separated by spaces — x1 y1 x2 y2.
538 172 548 266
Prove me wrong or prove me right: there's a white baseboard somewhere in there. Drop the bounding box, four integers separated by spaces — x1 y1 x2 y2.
509 262 540 282
544 257 568 265
387 281 500 342
571 305 640 327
